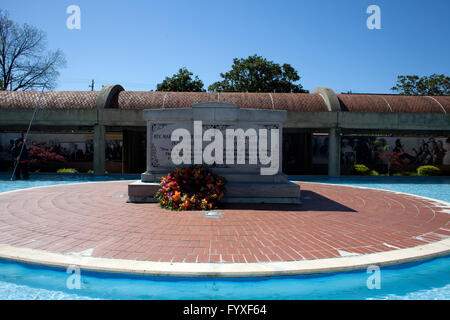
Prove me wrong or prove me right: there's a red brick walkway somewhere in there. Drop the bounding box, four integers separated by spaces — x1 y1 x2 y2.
0 181 449 263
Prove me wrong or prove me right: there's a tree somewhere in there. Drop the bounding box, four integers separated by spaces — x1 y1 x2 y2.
391 74 449 96
0 10 66 91
208 54 308 93
156 67 205 92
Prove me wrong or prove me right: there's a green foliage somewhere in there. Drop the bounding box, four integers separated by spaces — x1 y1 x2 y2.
86 169 108 174
351 164 370 175
373 139 387 149
156 67 205 92
392 171 419 177
56 168 79 174
417 165 440 176
391 74 449 96
369 170 379 176
208 54 308 93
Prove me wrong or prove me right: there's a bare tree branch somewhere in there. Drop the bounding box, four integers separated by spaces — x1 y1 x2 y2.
0 9 66 91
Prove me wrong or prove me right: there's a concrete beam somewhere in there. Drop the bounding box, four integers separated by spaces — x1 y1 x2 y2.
284 111 338 129
338 112 450 131
99 109 146 127
1 108 449 132
284 111 450 132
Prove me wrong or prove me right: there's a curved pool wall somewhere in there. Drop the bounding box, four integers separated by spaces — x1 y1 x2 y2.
0 173 449 299
0 255 448 300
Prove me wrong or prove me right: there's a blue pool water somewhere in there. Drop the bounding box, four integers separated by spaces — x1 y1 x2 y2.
290 176 450 203
0 172 140 193
0 173 449 300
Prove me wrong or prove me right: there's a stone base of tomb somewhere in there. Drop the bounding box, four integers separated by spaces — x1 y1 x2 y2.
128 102 301 204
127 172 301 204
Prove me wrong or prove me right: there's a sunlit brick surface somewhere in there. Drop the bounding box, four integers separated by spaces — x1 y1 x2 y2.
0 181 448 263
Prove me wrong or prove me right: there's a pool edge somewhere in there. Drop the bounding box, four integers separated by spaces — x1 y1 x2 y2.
0 239 449 278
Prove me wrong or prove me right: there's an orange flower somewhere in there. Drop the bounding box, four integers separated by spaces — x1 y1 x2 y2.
172 191 181 201
157 167 226 210
180 201 190 210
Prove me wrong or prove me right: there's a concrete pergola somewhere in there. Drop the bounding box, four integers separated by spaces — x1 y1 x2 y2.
0 86 449 176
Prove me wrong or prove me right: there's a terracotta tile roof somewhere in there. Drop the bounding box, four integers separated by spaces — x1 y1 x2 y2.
115 91 328 111
431 96 450 113
115 91 218 109
1 90 448 114
221 92 328 112
383 95 445 113
0 91 97 109
337 94 449 114
337 94 391 112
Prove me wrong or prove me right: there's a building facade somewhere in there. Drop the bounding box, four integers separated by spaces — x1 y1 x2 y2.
1 85 449 176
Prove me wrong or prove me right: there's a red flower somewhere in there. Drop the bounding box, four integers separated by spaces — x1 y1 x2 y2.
155 166 226 211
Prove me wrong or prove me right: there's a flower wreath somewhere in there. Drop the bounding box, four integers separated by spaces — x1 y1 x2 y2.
155 166 226 211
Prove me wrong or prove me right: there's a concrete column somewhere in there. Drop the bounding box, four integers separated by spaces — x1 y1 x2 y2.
328 127 341 177
146 121 152 173
93 124 105 175
278 124 283 175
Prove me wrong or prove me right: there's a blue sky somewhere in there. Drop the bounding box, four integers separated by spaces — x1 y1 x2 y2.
2 0 449 93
